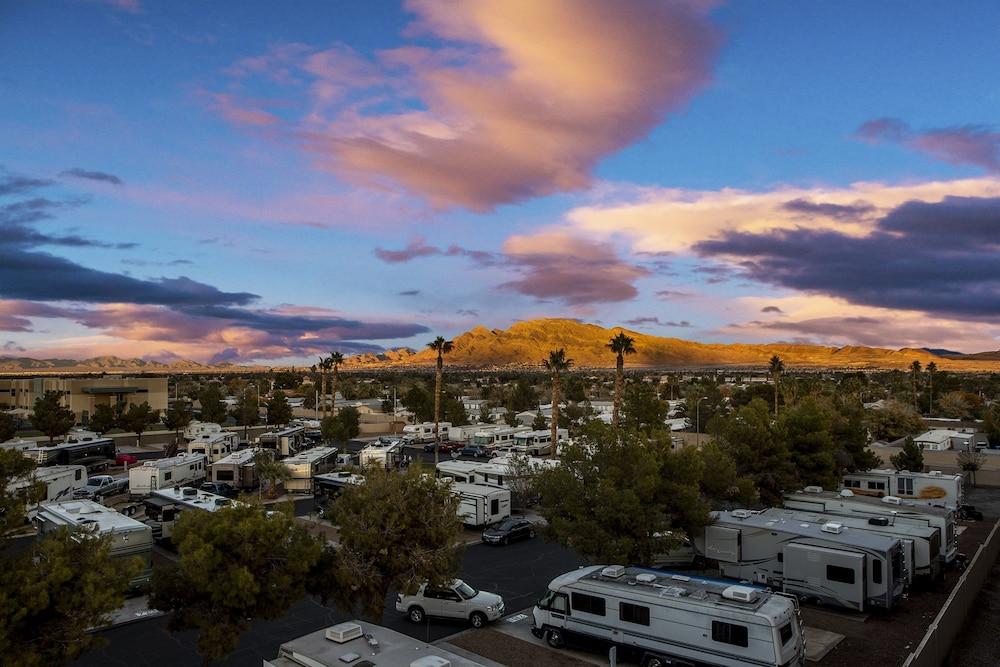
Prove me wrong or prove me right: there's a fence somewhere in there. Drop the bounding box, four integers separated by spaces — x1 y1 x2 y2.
902 518 1000 667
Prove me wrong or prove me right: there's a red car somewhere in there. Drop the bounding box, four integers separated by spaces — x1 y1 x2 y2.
116 453 138 466
423 441 458 454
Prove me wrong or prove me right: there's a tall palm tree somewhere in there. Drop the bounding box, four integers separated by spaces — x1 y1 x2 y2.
768 355 784 417
318 356 333 418
329 351 345 417
427 336 453 465
543 348 574 458
910 360 922 413
927 361 937 414
607 332 636 427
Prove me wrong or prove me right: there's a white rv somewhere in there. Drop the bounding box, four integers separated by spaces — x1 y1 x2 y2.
283 446 339 494
257 426 306 457
128 453 207 498
186 431 239 462
841 469 964 509
143 486 234 541
0 438 36 454
508 429 567 456
314 471 365 497
26 437 116 471
784 488 959 565
183 420 223 441
446 423 486 445
402 421 450 444
696 508 907 612
211 448 259 490
450 482 510 527
8 464 88 520
359 439 404 469
532 565 804 667
435 460 485 484
35 499 152 589
472 426 531 451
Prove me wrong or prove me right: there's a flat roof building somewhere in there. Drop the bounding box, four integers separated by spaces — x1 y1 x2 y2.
0 376 168 424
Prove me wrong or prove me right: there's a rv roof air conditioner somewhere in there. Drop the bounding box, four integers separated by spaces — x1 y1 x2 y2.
882 496 902 505
929 470 942 476
601 565 626 579
820 522 844 534
634 573 657 584
182 487 198 497
732 509 753 519
324 622 363 644
839 489 855 497
722 585 759 603
803 485 823 494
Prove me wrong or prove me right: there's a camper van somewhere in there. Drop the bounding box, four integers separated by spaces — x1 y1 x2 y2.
785 488 959 565
211 448 259 490
402 422 450 444
35 499 152 589
532 565 804 667
841 469 964 509
128 453 207 498
696 509 907 612
283 446 339 494
359 439 404 469
183 420 223 441
8 465 87 520
257 426 306 457
143 486 234 541
472 426 531 451
26 437 116 471
186 431 239 462
449 482 510 527
508 429 568 457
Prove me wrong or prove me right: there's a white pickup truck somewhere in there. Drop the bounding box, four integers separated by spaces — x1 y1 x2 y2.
73 475 129 499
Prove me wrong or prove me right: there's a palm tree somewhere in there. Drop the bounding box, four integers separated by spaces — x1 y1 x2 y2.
910 360 922 412
543 348 574 458
317 357 330 418
768 355 784 417
927 361 937 414
427 336 454 465
607 332 636 426
329 351 345 417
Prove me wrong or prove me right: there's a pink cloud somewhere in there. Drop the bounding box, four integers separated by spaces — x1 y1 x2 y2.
206 92 281 127
857 118 1000 172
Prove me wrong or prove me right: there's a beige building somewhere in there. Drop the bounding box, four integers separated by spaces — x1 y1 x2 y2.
0 376 168 424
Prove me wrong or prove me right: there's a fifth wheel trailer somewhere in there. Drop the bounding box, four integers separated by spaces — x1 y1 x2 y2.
450 482 511 527
8 464 87 520
695 508 907 612
128 453 207 498
210 448 259 490
282 446 339 494
142 486 235 541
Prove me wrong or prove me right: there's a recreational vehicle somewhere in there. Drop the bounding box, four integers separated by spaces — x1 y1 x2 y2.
472 426 531 451
293 418 322 440
508 429 568 456
436 460 485 484
449 482 510 527
532 565 804 667
696 508 907 612
841 469 964 509
8 464 87 520
359 439 404 469
35 499 152 589
143 486 234 541
186 431 238 462
210 448 259 490
0 438 36 454
183 420 223 441
446 423 485 445
257 426 306 457
26 437 116 471
128 453 207 498
402 421 450 444
314 471 364 497
283 446 339 494
784 488 959 565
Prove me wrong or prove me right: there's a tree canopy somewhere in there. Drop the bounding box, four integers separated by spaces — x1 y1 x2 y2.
121 402 159 446
890 436 925 472
31 391 75 443
198 384 227 424
0 412 17 443
88 402 120 435
266 390 293 426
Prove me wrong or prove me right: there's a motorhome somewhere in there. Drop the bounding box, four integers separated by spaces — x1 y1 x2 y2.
8 464 87 519
143 486 234 541
314 471 364 497
472 425 531 451
283 446 339 494
696 508 907 612
210 448 259 490
436 460 485 484
402 421 450 444
532 565 804 667
449 482 510 527
0 438 36 454
25 437 116 471
183 420 223 441
35 499 152 589
841 469 964 509
293 418 322 440
186 431 239 462
128 453 207 498
358 439 404 469
505 429 567 456
257 426 306 457
784 488 959 565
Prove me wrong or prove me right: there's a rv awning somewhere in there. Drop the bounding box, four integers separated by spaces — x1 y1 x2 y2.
81 387 141 394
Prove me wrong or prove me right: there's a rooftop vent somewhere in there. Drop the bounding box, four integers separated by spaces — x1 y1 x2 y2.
722 585 759 603
821 522 844 534
325 622 363 644
732 509 753 519
182 487 198 497
929 470 942 476
882 496 903 505
635 573 657 584
601 565 626 579
670 574 691 582
839 489 855 497
803 485 824 494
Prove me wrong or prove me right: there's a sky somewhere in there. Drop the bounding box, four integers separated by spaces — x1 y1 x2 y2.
2 0 1000 364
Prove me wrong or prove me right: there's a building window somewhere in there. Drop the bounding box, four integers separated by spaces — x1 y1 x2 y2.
619 602 650 626
844 479 861 488
868 481 885 491
712 621 749 647
570 592 606 616
826 565 856 585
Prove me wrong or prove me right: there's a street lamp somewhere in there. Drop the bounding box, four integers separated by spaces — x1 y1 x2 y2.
696 396 708 446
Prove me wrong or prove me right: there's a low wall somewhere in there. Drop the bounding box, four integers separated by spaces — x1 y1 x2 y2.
902 519 1000 667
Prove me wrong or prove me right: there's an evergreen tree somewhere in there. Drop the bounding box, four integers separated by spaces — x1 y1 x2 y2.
321 406 361 450
121 402 159 447
890 436 925 472
712 399 797 505
503 407 518 427
780 396 838 489
696 441 758 508
162 401 192 458
620 382 668 435
506 378 539 413
402 385 434 423
531 411 548 430
0 412 17 442
232 386 259 441
198 384 227 424
31 391 75 444
253 449 291 498
0 449 42 536
478 402 492 424
266 390 293 426
867 400 926 441
88 402 119 435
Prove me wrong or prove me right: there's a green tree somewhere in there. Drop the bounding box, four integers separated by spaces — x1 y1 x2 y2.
696 441 758 508
0 411 17 442
321 406 361 450
402 384 434 423
506 378 539 413
543 349 573 459
620 382 668 435
867 400 926 441
1 449 42 536
957 448 986 487
502 407 518 427
890 436 924 472
232 386 259 441
150 504 322 663
769 355 785 416
266 390 293 426
88 402 120 435
607 332 637 426
253 449 291 498
427 336 454 465
937 391 973 420
0 528 140 666
712 398 796 505
318 356 331 418
31 390 75 444
442 392 469 426
531 411 548 431
826 396 880 472
780 396 838 489
478 402 492 424
326 465 462 621
198 384 227 424
984 403 1000 447
121 402 159 447
328 351 344 417
163 400 192 458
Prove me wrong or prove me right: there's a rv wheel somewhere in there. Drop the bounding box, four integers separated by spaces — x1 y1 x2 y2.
546 629 565 649
528 529 536 539
643 656 668 667
470 612 487 628
408 606 425 623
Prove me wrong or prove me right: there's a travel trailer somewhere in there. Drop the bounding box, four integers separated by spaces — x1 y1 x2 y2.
784 488 959 565
446 423 487 445
8 464 87 520
358 439 404 469
695 508 907 612
508 429 568 456
210 448 259 490
472 426 531 451
841 469 964 509
26 437 116 471
449 482 511 527
186 431 239 462
183 420 223 441
436 460 485 484
257 426 306 457
35 499 152 589
283 446 339 494
532 565 804 667
402 421 450 444
143 486 235 541
128 453 207 498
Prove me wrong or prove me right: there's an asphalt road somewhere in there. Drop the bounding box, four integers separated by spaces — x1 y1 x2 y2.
73 536 584 666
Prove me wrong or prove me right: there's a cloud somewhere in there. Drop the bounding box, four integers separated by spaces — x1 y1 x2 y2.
59 168 124 186
655 289 693 300
782 198 875 220
90 0 142 13
204 92 281 127
0 170 54 196
761 305 784 314
214 0 719 210
374 238 499 264
623 316 692 328
398 289 420 296
857 118 1000 172
455 309 479 317
2 340 26 353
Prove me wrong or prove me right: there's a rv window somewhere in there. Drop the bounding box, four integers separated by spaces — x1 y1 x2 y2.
75 469 82 481
826 564 856 585
490 499 500 515
162 508 175 522
844 479 861 488
619 602 650 626
164 472 172 481
216 470 234 481
872 559 883 584
868 481 885 491
571 592 606 616
900 478 914 496
780 623 793 645
712 621 749 647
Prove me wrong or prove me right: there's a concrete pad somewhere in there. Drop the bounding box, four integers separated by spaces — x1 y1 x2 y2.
489 609 618 666
435 641 506 667
803 626 845 662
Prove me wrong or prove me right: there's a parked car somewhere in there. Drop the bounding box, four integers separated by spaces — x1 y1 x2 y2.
200 481 239 499
116 453 138 466
396 580 504 628
73 475 128 499
460 445 490 458
424 441 457 454
959 504 985 521
482 517 536 545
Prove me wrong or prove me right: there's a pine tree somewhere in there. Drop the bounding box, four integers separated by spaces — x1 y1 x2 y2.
266 390 293 426
198 384 227 424
890 436 925 472
121 402 159 447
31 391 75 444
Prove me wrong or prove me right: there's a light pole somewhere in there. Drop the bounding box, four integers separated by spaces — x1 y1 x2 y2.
696 396 708 447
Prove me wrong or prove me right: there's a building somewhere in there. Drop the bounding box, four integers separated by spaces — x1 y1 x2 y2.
913 429 988 451
0 376 168 424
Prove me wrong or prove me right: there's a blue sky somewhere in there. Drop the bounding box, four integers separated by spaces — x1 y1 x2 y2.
2 0 999 362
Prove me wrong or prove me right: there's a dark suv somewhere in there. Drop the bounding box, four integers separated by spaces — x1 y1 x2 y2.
460 445 490 458
200 482 239 499
482 518 536 545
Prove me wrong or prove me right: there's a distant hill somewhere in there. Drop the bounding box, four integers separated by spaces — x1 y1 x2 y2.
345 318 1000 371
0 355 229 373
